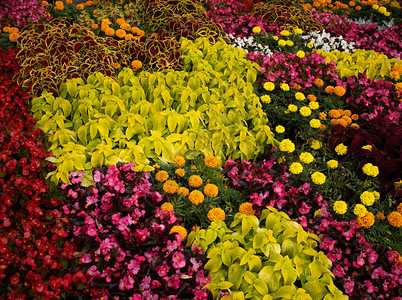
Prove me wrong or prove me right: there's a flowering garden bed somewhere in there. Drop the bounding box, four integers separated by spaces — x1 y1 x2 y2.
1 0 402 299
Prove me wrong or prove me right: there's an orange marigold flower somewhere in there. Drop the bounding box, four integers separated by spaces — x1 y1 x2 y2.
112 62 120 69
189 190 204 205
207 207 225 221
91 23 98 29
292 84 302 90
169 225 187 240
85 0 93 6
9 32 19 43
120 23 131 31
351 114 359 121
343 109 352 117
116 18 126 26
342 115 352 125
356 212 375 228
314 78 324 87
398 203 402 214
334 86 346 97
76 3 84 9
8 27 19 34
328 109 341 119
66 0 72 4
355 5 361 10
173 155 186 167
189 175 203 188
125 34 134 40
319 112 327 120
177 187 189 197
377 212 386 220
307 94 317 102
239 202 256 215
325 86 335 94
387 211 402 227
116 29 126 39
390 71 400 81
204 155 219 168
349 1 356 6
350 123 359 128
105 28 115 36
161 202 174 211
2 27 10 33
155 170 169 182
131 27 139 34
204 184 219 197
131 60 142 71
163 180 179 194
191 225 201 231
137 30 145 36
338 119 348 127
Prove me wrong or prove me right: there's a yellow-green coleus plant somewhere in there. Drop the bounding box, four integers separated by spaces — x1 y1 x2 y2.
187 207 347 300
317 49 402 81
31 37 276 184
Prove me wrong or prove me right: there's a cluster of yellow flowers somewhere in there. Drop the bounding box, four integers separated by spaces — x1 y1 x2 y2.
334 143 348 155
279 139 295 153
311 171 326 185
362 163 380 177
289 162 303 175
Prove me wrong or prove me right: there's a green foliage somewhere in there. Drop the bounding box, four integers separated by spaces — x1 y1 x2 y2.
317 49 402 80
31 36 274 184
187 207 347 300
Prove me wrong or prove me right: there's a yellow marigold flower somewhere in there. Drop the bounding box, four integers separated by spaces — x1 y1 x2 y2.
161 202 174 211
189 190 204 205
207 207 225 221
275 125 285 133
76 3 84 9
372 191 380 201
294 28 303 34
299 106 312 117
324 86 334 94
131 60 142 71
310 119 321 129
372 4 379 9
314 208 323 217
260 95 271 103
175 168 185 177
173 155 186 167
288 104 298 112
116 18 126 26
394 180 402 191
299 152 314 164
327 160 338 169
279 139 295 153
378 6 387 13
177 187 189 197
263 82 275 91
309 101 319 110
163 180 179 194
354 204 367 217
295 92 305 101
189 175 203 188
9 32 19 43
296 50 305 58
155 170 169 182
280 30 291 36
273 35 279 40
116 29 126 39
362 163 379 177
377 212 385 220
357 212 375 228
333 201 347 214
310 139 322 150
307 42 314 48
169 225 187 240
280 83 290 91
387 211 402 227
360 191 375 206
334 86 346 97
204 155 219 168
335 143 348 155
239 202 256 215
252 26 261 33
286 40 294 47
319 112 327 120
105 27 115 36
289 162 303 174
204 183 218 197
311 171 326 185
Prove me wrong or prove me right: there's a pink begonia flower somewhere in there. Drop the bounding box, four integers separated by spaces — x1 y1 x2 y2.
172 251 186 269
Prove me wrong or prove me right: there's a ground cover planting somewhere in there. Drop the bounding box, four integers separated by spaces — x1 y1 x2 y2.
1 0 402 299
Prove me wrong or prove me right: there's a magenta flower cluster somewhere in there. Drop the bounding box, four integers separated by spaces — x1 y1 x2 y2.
222 154 402 299
61 163 211 299
0 0 49 27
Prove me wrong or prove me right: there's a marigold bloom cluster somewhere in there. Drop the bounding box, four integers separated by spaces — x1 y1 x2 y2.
299 152 314 164
354 204 368 217
357 212 375 228
387 211 402 227
360 191 375 206
335 143 348 155
207 207 225 221
189 175 203 188
155 170 169 182
174 155 186 167
177 187 189 197
189 190 204 205
333 201 347 214
362 163 379 177
279 139 295 153
204 155 219 168
161 202 174 212
327 160 338 169
289 162 303 174
163 180 179 194
239 202 256 215
169 225 187 240
263 82 275 91
311 172 326 185
299 106 312 117
175 168 185 177
204 184 219 197
275 125 285 133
